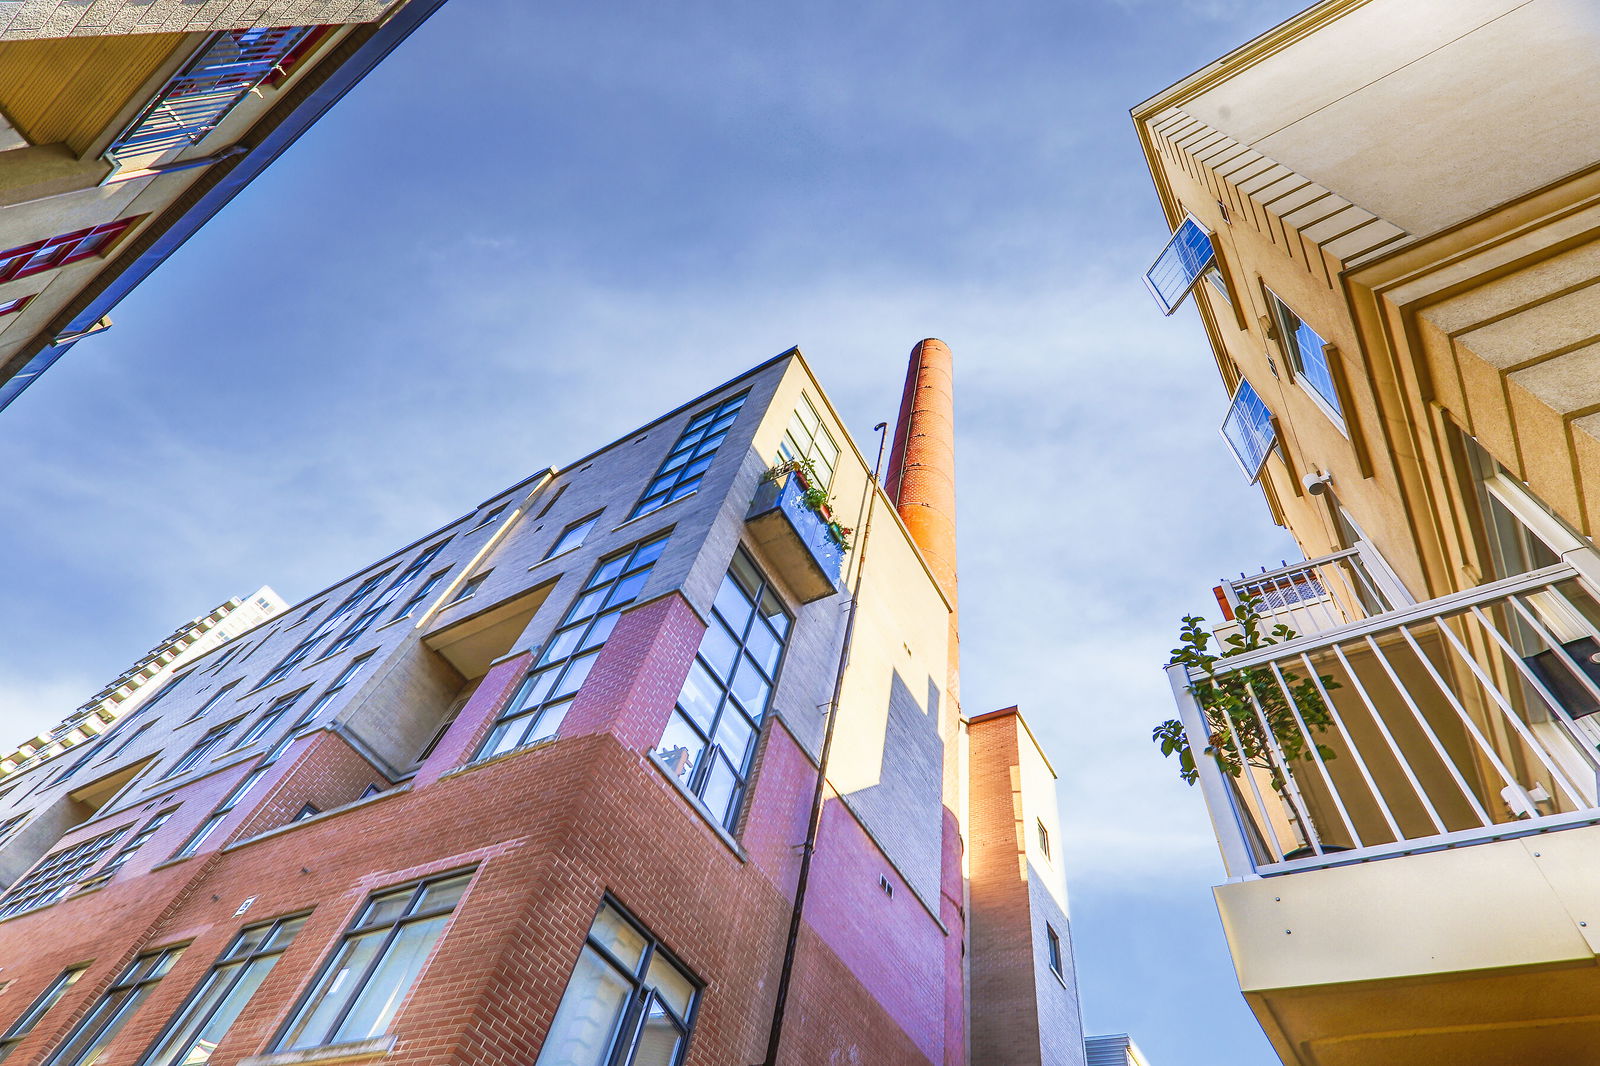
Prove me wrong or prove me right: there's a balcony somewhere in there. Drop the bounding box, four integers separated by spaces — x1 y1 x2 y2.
1169 560 1600 1063
1212 543 1410 641
744 472 844 603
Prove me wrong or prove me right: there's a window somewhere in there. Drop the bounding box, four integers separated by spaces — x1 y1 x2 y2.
274 871 473 1051
177 726 304 860
41 947 183 1066
0 812 27 849
0 826 129 918
1143 214 1214 315
78 808 175 891
256 574 389 689
776 394 841 490
1204 265 1231 304
0 219 138 284
535 900 698 1066
137 916 305 1066
469 503 508 530
1266 292 1342 424
300 654 373 724
446 574 487 606
0 295 33 317
187 680 239 722
132 675 184 715
161 718 242 780
392 569 449 623
545 513 602 560
1046 925 1063 978
475 535 669 762
231 689 306 751
102 720 156 763
1220 378 1276 482
0 966 88 1063
630 393 747 519
1037 820 1051 860
652 550 789 830
293 803 321 822
326 543 450 656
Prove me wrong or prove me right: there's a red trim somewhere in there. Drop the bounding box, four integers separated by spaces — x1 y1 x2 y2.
0 217 140 284
0 294 34 317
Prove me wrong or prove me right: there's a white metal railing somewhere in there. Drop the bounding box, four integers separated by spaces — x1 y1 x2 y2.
1171 562 1600 878
1216 543 1411 640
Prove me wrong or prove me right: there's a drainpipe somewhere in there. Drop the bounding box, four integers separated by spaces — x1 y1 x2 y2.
757 421 890 1066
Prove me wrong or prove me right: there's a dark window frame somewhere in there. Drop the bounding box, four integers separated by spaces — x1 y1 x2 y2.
629 393 747 519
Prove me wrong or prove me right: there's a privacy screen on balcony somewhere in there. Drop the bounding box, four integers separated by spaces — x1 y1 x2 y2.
1221 378 1276 481
1143 215 1215 315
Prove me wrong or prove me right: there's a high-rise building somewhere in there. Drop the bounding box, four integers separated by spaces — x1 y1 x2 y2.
0 0 446 413
0 587 286 780
0 345 1090 1065
1134 1 1600 1062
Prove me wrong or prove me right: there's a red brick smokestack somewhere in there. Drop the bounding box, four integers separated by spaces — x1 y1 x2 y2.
886 338 968 1065
886 338 958 608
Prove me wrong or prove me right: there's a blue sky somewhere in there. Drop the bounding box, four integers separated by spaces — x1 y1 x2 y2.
0 1 1311 1061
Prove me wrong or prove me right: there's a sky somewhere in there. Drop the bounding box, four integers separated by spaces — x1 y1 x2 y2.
0 1 1313 1062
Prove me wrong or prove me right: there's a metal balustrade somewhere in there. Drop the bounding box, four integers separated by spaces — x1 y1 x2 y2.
105 26 314 163
1171 563 1600 878
1216 544 1410 639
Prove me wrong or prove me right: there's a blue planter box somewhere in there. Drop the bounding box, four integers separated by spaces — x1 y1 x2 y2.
745 474 845 602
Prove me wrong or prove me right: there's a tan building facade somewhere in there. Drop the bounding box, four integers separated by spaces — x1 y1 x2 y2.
0 0 446 411
1136 1 1600 1063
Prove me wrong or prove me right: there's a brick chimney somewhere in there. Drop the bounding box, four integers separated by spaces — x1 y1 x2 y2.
886 338 958 608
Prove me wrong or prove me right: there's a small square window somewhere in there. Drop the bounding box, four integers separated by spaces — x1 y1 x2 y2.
1046 925 1063 977
544 512 602 560
448 574 488 605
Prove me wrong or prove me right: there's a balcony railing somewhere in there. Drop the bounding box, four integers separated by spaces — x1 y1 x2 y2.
105 26 314 164
1170 562 1600 878
1215 544 1411 640
744 472 844 603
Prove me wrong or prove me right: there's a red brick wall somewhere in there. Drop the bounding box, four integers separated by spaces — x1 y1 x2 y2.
229 732 386 841
561 592 704 750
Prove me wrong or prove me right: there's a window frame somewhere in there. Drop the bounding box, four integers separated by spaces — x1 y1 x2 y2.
473 534 670 764
270 870 475 1053
629 392 747 519
1265 288 1346 432
1143 213 1215 316
1219 377 1277 483
445 573 488 606
534 897 700 1066
134 914 306 1066
1045 924 1064 978
544 512 603 560
775 393 841 491
0 965 88 1063
41 946 184 1066
0 218 139 284
160 717 244 780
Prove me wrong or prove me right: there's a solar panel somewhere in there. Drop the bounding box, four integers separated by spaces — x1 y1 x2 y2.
1220 378 1276 481
1143 215 1215 315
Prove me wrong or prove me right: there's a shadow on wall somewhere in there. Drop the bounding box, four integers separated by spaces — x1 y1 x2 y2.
835 670 945 907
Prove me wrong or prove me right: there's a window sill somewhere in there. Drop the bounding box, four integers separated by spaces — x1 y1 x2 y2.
611 492 694 534
439 737 557 780
239 1036 396 1066
645 753 748 864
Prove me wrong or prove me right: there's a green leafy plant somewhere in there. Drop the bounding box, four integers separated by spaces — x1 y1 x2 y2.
1154 595 1339 794
763 457 852 550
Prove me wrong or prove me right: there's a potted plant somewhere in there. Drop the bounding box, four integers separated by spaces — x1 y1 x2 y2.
1153 595 1338 811
762 459 853 551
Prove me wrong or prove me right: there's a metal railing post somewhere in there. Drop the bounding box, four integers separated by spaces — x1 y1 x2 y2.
1165 662 1259 880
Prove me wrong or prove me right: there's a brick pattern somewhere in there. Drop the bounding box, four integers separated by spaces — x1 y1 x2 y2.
0 732 938 1066
561 592 705 750
229 731 384 841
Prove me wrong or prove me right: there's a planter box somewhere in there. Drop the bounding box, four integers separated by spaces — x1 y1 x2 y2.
745 474 844 603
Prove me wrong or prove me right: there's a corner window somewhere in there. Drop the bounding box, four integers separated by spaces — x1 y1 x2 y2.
1220 378 1276 482
475 535 669 762
1267 292 1343 426
273 871 473 1051
137 915 305 1066
652 550 789 831
630 393 746 519
776 394 840 490
545 513 603 560
0 965 87 1063
535 901 698 1066
41 947 183 1066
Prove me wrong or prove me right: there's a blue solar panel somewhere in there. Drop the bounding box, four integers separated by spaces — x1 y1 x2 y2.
1221 378 1276 480
1143 216 1215 315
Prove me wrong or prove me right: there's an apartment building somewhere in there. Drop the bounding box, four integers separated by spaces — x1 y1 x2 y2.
0 0 445 412
0 344 1087 1065
0 587 285 781
1134 1 1600 1062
